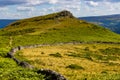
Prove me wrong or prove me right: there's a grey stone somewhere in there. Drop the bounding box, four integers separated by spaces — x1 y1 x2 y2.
37 69 66 80
19 61 34 69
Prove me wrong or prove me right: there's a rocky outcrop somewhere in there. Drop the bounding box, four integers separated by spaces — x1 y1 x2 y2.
56 10 74 18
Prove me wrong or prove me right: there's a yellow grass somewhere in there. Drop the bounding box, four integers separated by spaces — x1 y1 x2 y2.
18 44 120 80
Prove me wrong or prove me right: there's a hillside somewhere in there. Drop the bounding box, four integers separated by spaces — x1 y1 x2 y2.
0 10 120 47
80 14 120 34
0 10 120 80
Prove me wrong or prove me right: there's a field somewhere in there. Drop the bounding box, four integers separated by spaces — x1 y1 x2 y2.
15 43 120 80
0 48 44 80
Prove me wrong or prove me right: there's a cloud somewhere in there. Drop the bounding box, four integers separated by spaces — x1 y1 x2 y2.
0 0 120 19
0 7 8 11
49 0 58 4
84 0 120 3
0 0 27 7
85 1 99 7
17 6 35 12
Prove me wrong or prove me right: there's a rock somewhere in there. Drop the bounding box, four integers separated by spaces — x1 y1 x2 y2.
56 10 74 18
19 61 34 69
37 69 67 80
7 52 14 58
12 57 20 64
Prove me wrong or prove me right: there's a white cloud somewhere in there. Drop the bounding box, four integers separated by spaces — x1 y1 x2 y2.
0 7 8 11
49 0 58 4
85 1 99 7
17 6 35 12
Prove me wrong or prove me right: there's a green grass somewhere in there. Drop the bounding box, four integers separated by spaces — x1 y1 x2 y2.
0 55 44 80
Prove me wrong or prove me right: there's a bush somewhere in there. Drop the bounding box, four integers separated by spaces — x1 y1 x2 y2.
49 52 62 57
82 52 93 61
66 52 80 57
99 47 120 56
66 64 84 70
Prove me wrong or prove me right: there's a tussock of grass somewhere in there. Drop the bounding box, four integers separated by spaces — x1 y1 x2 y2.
49 52 62 57
66 64 84 70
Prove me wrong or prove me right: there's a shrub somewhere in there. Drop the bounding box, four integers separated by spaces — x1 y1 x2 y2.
66 64 84 70
49 52 62 57
66 52 80 57
84 47 89 51
99 47 120 56
82 52 93 61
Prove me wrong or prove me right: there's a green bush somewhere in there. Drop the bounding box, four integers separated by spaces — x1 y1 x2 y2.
82 52 93 61
66 64 84 70
49 52 62 57
99 47 120 56
66 52 81 58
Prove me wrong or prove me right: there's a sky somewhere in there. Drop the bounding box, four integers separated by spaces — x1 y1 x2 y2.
0 0 120 19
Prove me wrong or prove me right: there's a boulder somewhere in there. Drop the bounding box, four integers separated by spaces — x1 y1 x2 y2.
37 69 66 80
19 61 34 69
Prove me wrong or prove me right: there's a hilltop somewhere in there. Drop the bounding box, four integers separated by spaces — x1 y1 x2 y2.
0 10 120 47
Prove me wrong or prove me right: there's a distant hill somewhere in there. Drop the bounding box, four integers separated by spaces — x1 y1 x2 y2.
80 14 120 34
0 10 120 47
0 19 18 28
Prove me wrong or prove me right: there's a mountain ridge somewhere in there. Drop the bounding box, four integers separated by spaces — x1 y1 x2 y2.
80 14 120 34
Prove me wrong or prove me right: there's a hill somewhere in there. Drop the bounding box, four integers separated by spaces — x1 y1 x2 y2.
0 10 120 80
0 19 17 28
0 10 120 47
80 14 120 34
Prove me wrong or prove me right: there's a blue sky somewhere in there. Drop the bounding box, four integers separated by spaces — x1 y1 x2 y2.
0 0 120 19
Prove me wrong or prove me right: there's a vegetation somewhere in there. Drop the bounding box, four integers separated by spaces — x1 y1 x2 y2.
0 49 44 80
66 64 84 70
49 52 62 57
16 43 120 80
0 11 120 48
0 11 120 79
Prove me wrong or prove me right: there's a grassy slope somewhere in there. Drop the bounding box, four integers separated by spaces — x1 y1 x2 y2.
0 11 120 79
15 43 120 80
0 11 120 47
0 49 44 80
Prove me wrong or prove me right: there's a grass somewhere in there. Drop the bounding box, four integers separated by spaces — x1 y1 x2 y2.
0 49 44 80
15 43 120 80
0 11 120 80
